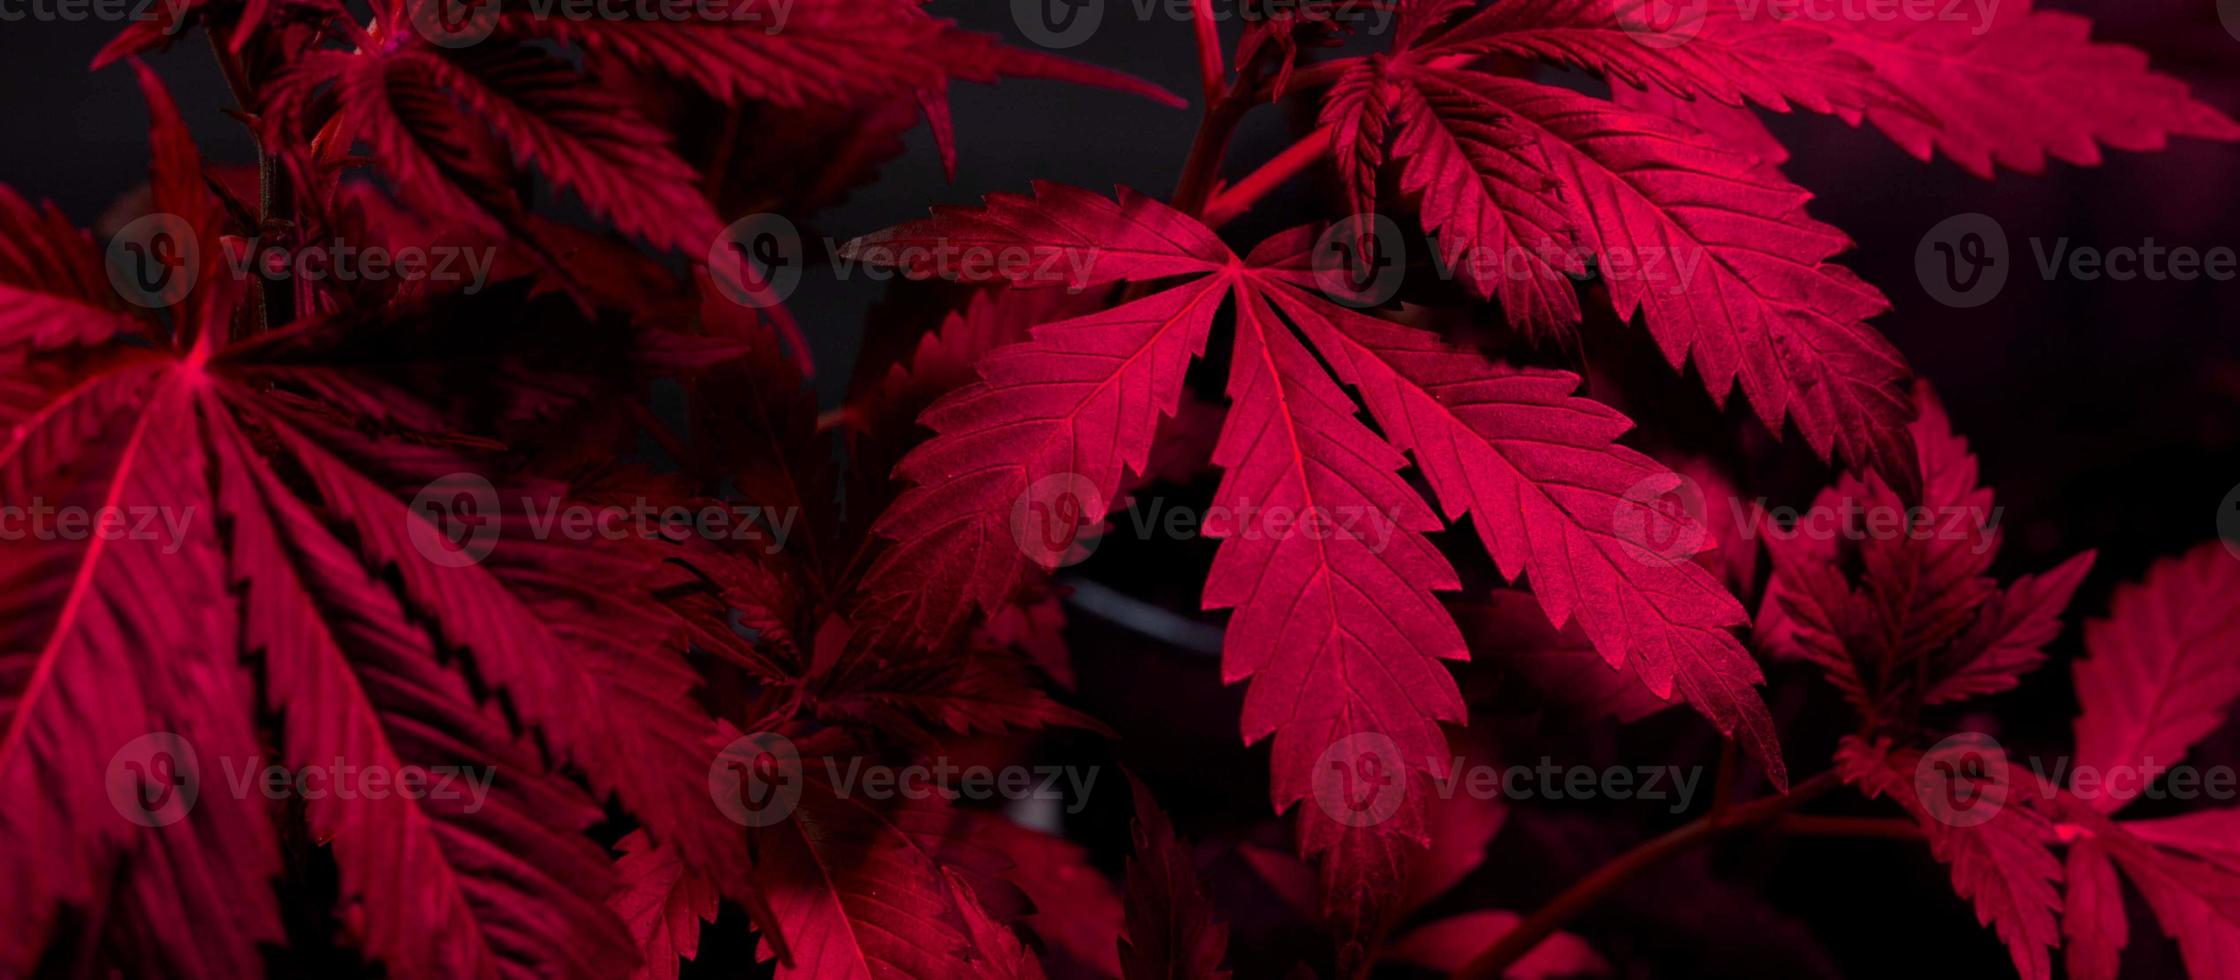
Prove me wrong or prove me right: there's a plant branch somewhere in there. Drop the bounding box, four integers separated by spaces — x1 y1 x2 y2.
1204 124 1332 228
1450 770 1844 980
1170 93 1250 220
1188 0 1224 104
208 27 290 335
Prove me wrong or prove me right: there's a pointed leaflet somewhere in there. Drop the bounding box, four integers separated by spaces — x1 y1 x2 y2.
1926 552 2094 705
1319 58 1396 253
1468 75 1917 493
845 187 1798 937
1262 277 1783 784
1413 0 1877 114
2072 543 2240 814
611 831 721 980
2033 548 2240 979
1382 68 1584 334
1404 0 2238 177
494 0 946 108
1756 384 2089 719
1820 0 2240 177
0 186 143 349
268 46 717 256
845 185 1231 648
1610 85 1790 168
1 114 744 966
846 288 1102 538
0 372 283 978
1209 285 1466 955
0 69 278 975
1121 778 1231 980
2054 804 2240 980
240 398 752 894
752 774 1028 979
948 869 1049 980
209 403 635 979
972 814 1125 977
1837 737 2063 980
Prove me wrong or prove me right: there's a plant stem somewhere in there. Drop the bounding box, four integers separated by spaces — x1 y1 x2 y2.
1449 770 1843 980
1188 0 1224 105
208 27 289 335
1171 94 1249 220
1203 124 1332 228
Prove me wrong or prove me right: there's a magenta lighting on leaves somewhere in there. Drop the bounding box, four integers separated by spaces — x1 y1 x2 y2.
1 0 2236 977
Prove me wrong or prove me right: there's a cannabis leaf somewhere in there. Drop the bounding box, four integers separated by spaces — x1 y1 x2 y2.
840 183 1784 953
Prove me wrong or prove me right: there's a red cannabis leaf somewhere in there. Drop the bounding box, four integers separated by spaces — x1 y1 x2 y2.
839 183 1785 950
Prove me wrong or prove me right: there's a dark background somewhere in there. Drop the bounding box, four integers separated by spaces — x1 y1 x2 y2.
5 1 2237 976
